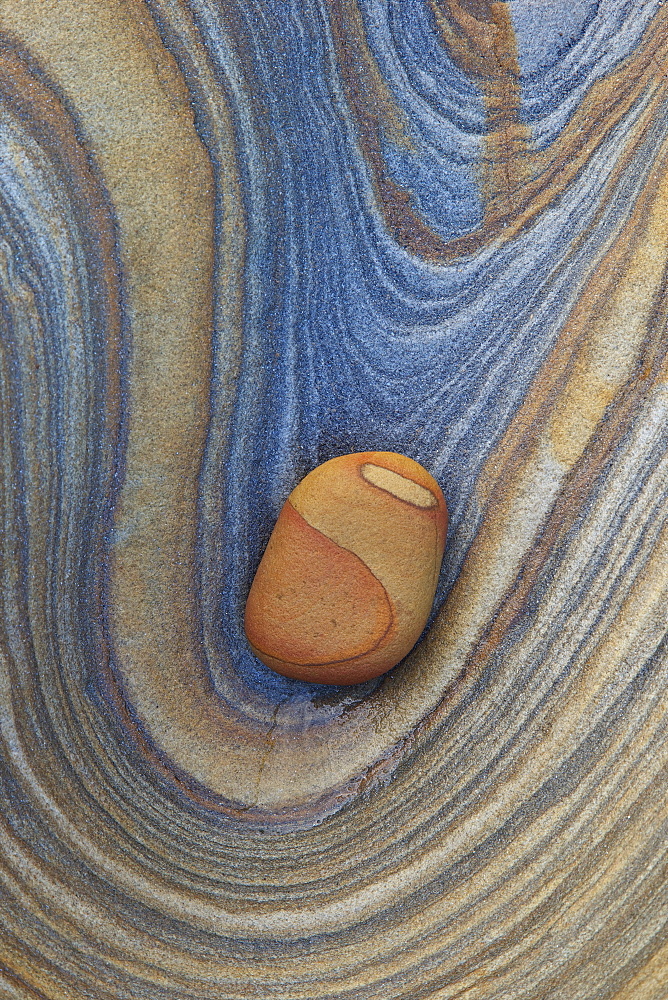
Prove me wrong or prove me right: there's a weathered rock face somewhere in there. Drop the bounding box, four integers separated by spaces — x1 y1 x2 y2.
5 5 668 997
245 452 448 684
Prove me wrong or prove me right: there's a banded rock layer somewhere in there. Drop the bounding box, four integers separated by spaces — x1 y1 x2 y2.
1 1 668 998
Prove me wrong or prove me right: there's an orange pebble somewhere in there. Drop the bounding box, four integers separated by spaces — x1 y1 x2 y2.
244 452 448 685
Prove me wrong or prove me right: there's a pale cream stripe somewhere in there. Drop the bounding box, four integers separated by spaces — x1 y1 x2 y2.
361 462 438 507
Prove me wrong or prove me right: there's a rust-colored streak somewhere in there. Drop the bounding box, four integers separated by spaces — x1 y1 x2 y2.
428 0 531 214
328 0 452 257
328 2 668 263
328 0 529 257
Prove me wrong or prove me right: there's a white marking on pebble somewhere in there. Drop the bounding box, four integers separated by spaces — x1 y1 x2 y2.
361 463 437 508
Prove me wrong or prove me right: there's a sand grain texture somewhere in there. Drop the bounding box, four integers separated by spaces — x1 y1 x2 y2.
1 1 668 997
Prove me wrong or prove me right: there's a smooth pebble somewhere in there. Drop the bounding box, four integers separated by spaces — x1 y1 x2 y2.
245 452 448 684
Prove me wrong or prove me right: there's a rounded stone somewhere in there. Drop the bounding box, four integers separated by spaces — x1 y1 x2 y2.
244 452 448 685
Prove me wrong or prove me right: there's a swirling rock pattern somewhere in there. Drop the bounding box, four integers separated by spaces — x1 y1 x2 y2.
1 1 668 997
